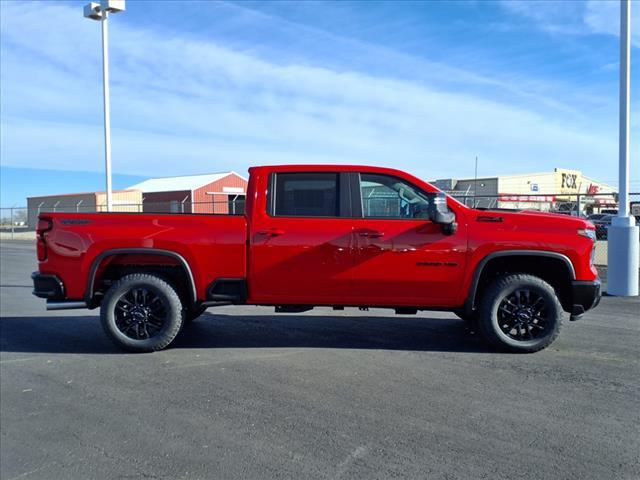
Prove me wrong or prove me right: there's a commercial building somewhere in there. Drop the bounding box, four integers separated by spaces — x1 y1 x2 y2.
127 171 247 214
27 189 142 227
25 171 247 228
433 168 617 215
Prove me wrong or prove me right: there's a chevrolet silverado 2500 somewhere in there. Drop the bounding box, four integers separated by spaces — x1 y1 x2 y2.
32 165 601 353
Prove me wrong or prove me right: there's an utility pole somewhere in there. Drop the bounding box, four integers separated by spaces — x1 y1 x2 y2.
84 1 126 212
608 0 639 296
473 155 478 208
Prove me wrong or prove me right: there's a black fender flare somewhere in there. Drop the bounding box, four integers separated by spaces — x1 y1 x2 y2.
464 250 576 314
85 248 197 303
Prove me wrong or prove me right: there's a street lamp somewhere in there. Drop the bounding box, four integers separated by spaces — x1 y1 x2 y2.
83 0 126 212
608 0 639 296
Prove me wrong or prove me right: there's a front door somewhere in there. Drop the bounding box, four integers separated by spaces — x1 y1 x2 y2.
250 172 354 304
350 172 467 306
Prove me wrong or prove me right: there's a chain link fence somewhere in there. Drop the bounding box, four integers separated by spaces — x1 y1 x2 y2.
0 207 29 238
2 194 639 266
446 191 640 216
0 200 246 238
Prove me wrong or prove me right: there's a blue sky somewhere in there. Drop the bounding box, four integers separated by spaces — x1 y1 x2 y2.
1 0 638 206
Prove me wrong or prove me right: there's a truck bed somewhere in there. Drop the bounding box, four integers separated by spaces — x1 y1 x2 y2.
38 212 247 301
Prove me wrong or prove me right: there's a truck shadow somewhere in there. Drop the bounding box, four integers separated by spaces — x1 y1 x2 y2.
0 313 490 354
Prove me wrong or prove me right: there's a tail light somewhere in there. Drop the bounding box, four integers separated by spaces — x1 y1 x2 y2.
36 217 53 261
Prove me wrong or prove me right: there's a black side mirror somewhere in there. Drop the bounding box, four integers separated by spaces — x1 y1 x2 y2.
429 192 454 224
431 210 455 225
429 192 457 234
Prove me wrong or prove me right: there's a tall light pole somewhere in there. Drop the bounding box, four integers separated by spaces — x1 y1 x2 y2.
608 0 639 296
83 0 125 212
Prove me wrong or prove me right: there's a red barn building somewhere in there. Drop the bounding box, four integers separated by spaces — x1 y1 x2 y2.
128 172 247 214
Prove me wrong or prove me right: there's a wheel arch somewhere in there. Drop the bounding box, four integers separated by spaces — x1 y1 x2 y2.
85 248 197 305
465 250 576 314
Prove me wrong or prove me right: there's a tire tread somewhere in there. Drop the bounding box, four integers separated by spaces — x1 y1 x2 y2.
100 273 184 352
478 273 562 353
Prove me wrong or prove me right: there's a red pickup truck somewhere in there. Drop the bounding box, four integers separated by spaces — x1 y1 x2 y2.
32 165 600 353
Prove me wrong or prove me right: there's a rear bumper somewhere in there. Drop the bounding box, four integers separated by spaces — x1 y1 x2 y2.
31 272 65 300
569 279 601 321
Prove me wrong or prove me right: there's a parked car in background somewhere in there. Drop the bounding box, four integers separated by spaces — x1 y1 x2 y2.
590 214 613 240
587 213 609 222
32 165 601 354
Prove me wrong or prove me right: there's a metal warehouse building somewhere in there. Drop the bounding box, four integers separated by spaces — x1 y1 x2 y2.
128 171 247 214
433 167 617 215
26 171 247 228
26 190 142 228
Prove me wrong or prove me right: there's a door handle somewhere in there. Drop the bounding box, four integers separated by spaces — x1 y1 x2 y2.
355 229 384 238
258 228 285 237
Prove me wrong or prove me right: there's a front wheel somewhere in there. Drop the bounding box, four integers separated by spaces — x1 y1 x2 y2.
478 274 562 353
100 273 184 352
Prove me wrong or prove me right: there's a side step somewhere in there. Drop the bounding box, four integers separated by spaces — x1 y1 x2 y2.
275 305 314 313
395 308 417 315
46 300 87 311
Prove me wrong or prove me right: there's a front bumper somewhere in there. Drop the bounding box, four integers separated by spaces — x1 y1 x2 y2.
569 279 601 321
31 272 65 300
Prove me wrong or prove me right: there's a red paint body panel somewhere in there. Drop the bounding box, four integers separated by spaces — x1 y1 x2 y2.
38 213 247 300
36 164 597 309
349 217 468 306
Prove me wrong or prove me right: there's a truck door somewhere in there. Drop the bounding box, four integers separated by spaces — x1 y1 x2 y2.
249 172 354 304
350 172 467 306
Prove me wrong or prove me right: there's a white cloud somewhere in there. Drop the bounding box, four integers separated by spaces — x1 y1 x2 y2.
584 0 640 47
0 1 627 184
501 0 640 47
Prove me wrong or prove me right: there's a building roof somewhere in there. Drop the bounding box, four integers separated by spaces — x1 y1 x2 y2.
127 172 246 193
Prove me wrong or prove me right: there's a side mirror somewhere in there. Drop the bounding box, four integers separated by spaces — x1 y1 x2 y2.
431 210 455 225
430 192 457 235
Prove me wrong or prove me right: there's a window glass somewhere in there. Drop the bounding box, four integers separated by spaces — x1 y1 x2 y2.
360 173 432 219
274 173 338 217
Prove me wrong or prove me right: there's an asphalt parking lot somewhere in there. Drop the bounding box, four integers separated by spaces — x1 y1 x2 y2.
1 240 638 480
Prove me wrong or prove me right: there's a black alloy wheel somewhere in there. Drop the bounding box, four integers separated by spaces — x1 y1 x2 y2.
478 274 562 353
114 287 168 340
101 273 184 352
496 289 548 341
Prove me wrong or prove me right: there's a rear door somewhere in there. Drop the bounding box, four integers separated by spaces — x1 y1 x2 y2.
350 172 467 306
249 172 355 304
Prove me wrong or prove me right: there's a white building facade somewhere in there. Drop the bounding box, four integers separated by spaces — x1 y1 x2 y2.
433 168 617 215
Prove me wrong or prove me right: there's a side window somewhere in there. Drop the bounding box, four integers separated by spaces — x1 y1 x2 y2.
273 173 339 217
360 173 432 219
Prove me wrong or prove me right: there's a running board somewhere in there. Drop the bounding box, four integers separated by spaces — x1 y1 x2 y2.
46 300 87 311
275 305 313 313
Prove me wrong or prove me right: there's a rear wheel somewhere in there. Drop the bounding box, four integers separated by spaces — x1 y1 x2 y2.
100 273 184 352
478 274 562 353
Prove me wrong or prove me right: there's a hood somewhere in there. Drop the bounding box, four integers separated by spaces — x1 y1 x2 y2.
470 208 593 231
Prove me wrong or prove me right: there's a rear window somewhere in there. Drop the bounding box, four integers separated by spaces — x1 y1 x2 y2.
273 173 338 217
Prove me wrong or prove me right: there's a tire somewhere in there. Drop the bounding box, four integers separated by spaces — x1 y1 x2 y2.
100 273 184 352
478 274 562 353
184 305 207 324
